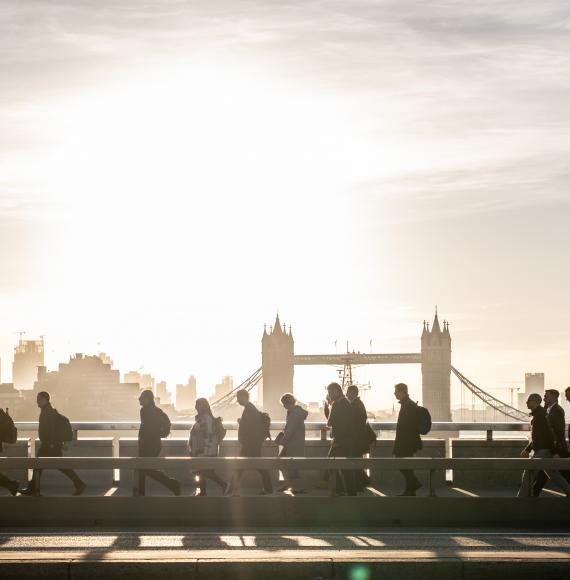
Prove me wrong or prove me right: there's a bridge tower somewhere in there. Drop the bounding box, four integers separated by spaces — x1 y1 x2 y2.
421 309 452 421
261 314 294 419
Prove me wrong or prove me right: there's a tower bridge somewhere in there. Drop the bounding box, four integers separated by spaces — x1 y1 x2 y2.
212 310 528 423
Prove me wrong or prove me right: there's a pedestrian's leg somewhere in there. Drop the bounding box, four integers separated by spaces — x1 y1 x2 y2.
146 469 180 494
517 468 531 497
259 469 273 493
544 468 570 495
532 470 548 496
0 472 18 493
201 469 226 491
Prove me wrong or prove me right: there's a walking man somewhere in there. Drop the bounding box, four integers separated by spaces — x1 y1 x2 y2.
393 383 422 496
136 389 180 496
226 390 273 495
21 392 86 497
326 382 356 495
0 408 19 496
347 385 372 492
532 389 569 496
517 393 570 497
275 393 307 493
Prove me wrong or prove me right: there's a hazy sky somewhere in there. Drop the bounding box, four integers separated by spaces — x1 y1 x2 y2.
1 1 569 409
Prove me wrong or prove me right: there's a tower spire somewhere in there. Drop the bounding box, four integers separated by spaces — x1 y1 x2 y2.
432 307 441 334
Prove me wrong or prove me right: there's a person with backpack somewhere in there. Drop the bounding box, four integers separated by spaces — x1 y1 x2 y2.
0 408 20 495
189 397 227 496
275 393 307 493
393 383 422 496
21 391 86 497
226 389 273 496
136 389 181 496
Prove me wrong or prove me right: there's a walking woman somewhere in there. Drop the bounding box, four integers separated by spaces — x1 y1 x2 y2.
189 398 227 496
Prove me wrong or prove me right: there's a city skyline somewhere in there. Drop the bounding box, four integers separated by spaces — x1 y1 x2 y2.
1 1 569 410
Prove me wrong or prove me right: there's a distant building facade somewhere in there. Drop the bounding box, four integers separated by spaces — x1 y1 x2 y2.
213 376 233 400
12 336 44 390
518 372 545 409
261 314 294 419
421 311 452 422
34 354 140 420
176 376 197 412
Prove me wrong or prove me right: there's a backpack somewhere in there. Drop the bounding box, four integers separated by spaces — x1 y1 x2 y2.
157 408 171 438
0 409 17 444
55 411 74 442
214 416 227 442
258 411 271 441
417 406 432 435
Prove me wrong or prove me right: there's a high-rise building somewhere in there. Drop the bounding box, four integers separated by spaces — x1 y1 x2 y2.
12 335 44 390
124 371 155 392
261 314 294 419
34 353 140 420
176 376 197 411
518 372 545 409
214 376 234 400
421 310 452 422
155 380 171 405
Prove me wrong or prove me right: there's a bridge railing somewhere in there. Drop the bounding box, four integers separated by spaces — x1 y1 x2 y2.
1 456 568 497
14 421 530 441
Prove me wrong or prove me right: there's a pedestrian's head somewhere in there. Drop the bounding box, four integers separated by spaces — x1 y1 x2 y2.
36 391 50 409
566 386 570 403
544 389 559 407
195 397 213 417
236 389 249 406
280 393 296 410
326 382 343 402
138 389 154 407
526 393 542 411
394 383 408 402
346 385 359 402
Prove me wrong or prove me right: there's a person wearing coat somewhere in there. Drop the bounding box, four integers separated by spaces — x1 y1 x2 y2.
347 385 372 492
136 389 180 497
0 409 19 496
326 382 356 495
532 389 569 496
20 391 85 497
518 393 570 497
275 393 308 493
189 398 226 496
393 383 423 496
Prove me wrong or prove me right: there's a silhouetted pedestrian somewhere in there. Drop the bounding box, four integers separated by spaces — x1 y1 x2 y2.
533 389 569 496
136 389 180 496
347 385 372 492
0 408 19 496
326 382 356 496
275 393 307 493
393 383 422 496
518 393 570 497
226 390 273 496
21 392 85 497
189 398 226 496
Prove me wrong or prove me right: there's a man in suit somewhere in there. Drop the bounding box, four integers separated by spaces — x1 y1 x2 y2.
21 391 85 497
326 382 356 495
347 385 371 492
518 393 570 497
533 389 569 496
393 383 422 496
